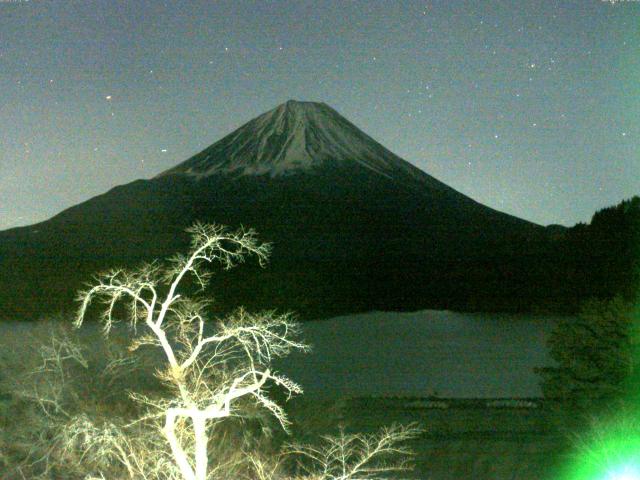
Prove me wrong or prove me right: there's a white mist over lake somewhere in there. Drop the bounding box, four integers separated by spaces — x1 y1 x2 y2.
275 310 569 399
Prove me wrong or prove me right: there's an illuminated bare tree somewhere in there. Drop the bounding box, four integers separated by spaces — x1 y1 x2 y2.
286 424 421 480
75 222 309 480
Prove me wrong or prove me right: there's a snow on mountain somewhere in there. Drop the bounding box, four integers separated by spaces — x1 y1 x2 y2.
156 100 439 188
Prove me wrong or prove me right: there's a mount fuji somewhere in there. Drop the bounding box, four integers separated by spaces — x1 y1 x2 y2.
0 100 556 321
158 100 443 185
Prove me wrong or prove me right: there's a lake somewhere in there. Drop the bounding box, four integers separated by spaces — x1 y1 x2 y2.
0 310 570 399
275 310 569 399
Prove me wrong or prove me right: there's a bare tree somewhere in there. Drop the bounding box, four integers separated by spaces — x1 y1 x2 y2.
0 318 153 479
75 222 310 480
5 222 421 480
286 424 422 480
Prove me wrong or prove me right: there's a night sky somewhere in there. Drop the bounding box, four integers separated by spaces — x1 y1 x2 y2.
1 0 638 230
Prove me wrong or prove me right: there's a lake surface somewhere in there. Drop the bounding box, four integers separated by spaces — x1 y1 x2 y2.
275 310 569 399
1 310 570 399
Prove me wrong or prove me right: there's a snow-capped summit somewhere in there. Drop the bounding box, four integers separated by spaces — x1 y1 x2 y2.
156 100 430 184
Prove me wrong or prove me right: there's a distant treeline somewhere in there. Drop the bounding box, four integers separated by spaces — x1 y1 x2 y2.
456 196 639 314
543 195 639 311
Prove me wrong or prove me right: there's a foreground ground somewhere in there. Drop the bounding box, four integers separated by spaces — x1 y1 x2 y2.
288 397 572 480
0 319 574 479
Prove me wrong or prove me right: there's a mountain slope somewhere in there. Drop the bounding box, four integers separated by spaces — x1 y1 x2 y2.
0 100 557 321
158 100 445 187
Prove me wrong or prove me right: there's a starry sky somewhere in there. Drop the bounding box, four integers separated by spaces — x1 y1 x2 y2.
1 0 638 230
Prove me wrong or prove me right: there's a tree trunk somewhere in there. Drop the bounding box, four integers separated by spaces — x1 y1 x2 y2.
193 414 209 480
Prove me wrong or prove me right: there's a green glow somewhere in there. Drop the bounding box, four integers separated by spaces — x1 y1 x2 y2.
604 464 640 480
556 413 640 480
